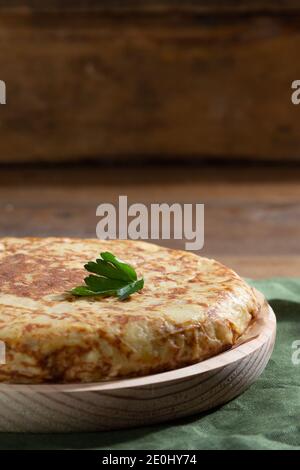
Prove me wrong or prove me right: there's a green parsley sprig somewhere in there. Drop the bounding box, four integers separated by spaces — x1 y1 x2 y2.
71 252 144 301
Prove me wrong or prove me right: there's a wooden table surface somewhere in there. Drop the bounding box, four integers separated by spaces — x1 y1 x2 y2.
0 162 299 278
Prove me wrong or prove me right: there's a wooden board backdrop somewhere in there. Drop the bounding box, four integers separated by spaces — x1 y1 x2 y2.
0 1 300 162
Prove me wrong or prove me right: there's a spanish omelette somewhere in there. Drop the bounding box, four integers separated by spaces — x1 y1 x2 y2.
0 238 260 383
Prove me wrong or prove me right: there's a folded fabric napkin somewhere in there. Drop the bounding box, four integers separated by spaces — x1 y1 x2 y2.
1 278 299 450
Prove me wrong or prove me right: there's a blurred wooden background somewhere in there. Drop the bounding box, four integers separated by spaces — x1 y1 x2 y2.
0 2 299 278
0 0 300 162
0 162 299 278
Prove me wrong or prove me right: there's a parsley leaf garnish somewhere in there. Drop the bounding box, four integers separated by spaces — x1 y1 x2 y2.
71 252 144 301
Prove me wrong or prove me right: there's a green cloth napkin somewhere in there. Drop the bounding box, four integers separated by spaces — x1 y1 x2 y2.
0 278 299 450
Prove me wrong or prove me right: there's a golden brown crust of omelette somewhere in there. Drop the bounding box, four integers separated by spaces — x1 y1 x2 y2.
0 237 260 383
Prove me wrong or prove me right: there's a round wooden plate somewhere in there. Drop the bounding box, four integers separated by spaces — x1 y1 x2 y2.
0 290 276 432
